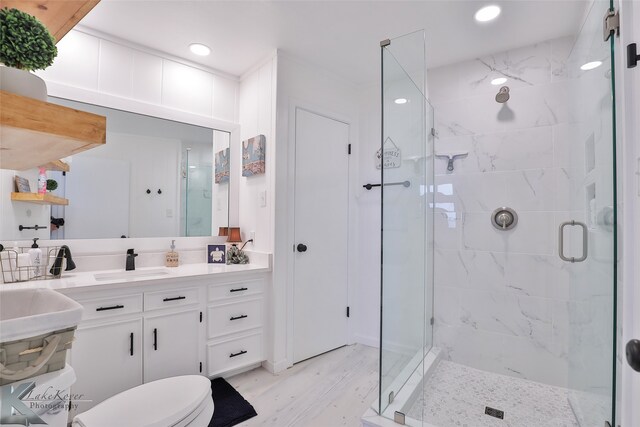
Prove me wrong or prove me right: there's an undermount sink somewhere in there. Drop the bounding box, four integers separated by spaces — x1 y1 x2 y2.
0 288 84 342
93 268 170 282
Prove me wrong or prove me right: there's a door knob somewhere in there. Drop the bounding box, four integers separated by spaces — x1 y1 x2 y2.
626 339 640 372
296 243 308 253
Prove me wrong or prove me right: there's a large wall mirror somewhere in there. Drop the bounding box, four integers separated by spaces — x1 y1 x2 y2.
47 98 230 239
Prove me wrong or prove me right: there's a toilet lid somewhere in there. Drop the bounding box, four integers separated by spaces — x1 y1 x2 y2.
73 375 212 427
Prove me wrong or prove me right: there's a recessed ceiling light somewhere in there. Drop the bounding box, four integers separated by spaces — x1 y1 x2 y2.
189 165 197 169
189 43 211 56
580 61 602 71
491 77 507 85
394 98 408 104
475 5 501 22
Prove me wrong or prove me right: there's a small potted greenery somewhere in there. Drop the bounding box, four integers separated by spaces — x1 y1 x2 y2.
0 7 57 100
46 179 58 192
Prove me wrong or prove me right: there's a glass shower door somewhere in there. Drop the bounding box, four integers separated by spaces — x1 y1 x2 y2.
379 30 434 424
564 0 617 425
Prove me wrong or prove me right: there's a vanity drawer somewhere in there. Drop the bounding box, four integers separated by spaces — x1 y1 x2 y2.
207 298 263 339
144 287 199 311
208 279 264 302
79 294 143 321
207 333 263 377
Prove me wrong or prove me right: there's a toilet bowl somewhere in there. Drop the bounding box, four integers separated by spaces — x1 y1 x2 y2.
72 375 214 427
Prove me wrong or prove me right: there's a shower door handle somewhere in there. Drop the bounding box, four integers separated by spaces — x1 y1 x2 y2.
558 220 588 263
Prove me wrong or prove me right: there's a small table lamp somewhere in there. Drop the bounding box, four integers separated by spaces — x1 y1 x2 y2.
226 227 242 245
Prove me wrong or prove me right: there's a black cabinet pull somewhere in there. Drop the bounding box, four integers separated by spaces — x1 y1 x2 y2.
153 328 158 351
129 333 134 356
229 287 248 293
230 314 248 321
163 296 186 302
229 350 247 358
96 305 124 312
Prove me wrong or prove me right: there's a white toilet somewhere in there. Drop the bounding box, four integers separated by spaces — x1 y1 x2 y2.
72 375 214 427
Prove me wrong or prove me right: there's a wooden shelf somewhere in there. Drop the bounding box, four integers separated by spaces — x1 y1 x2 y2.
0 90 106 171
0 0 101 43
39 160 70 172
11 192 69 206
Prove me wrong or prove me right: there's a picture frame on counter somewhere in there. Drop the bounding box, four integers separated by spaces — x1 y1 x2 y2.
208 245 226 264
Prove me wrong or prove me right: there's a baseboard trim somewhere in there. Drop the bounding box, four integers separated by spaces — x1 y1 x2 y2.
262 358 290 374
354 333 379 348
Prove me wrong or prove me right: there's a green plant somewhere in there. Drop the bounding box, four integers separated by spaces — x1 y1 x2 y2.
0 8 57 71
46 179 58 191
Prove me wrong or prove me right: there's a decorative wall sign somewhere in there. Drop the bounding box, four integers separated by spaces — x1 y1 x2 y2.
242 135 266 177
208 244 226 264
214 148 230 184
14 176 31 193
376 137 401 169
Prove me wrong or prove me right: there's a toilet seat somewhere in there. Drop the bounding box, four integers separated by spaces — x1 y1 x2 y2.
72 375 214 427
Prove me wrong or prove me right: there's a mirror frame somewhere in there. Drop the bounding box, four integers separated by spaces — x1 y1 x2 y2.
44 81 240 242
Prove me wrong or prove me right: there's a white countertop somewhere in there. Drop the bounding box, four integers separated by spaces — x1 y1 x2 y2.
0 262 270 292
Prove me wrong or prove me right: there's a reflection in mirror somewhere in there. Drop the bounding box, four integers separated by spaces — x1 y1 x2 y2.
46 98 230 239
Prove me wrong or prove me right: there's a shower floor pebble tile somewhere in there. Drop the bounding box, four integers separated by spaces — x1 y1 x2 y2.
407 361 579 427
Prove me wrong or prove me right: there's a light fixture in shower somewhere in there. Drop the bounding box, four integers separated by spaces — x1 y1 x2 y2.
394 98 408 104
491 77 507 85
474 5 501 22
580 61 602 71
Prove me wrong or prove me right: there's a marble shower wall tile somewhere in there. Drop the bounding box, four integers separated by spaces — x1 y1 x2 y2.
462 211 555 255
429 36 579 389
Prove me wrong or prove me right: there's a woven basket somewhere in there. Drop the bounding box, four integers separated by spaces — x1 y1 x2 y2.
0 326 76 386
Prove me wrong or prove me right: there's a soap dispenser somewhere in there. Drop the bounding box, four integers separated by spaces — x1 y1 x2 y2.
166 240 179 267
28 238 42 277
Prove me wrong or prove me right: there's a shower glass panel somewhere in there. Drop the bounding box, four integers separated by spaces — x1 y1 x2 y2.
379 30 434 423
565 0 617 425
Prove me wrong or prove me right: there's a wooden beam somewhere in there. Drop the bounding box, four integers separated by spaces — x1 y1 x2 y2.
0 0 101 43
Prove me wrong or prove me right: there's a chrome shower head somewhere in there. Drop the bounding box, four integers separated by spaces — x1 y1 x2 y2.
495 86 510 103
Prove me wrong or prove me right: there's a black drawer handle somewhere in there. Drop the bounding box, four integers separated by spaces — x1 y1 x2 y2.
163 296 186 302
153 328 158 351
96 305 124 311
229 350 247 358
229 287 248 293
230 315 248 321
130 332 134 356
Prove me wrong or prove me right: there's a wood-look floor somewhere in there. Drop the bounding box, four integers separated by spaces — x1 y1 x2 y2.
227 344 379 427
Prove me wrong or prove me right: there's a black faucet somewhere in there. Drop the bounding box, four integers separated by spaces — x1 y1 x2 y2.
126 249 138 271
50 245 76 276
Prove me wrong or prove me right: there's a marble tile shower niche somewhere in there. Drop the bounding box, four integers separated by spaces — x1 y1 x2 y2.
377 2 617 426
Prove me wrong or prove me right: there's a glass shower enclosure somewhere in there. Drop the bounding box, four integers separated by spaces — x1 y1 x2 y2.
377 1 617 424
379 29 435 419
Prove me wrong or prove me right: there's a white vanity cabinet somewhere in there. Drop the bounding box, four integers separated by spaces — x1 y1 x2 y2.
143 285 202 381
67 284 204 414
61 269 269 415
71 317 143 416
206 278 266 376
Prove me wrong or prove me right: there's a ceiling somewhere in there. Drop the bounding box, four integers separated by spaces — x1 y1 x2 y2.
79 0 589 85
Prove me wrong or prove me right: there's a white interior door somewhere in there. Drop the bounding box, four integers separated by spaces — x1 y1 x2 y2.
293 108 350 363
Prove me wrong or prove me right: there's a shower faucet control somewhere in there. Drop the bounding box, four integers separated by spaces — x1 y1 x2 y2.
491 207 518 231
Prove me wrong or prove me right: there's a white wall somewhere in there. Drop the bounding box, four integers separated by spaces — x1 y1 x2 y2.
271 53 360 371
36 28 238 123
237 55 277 253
